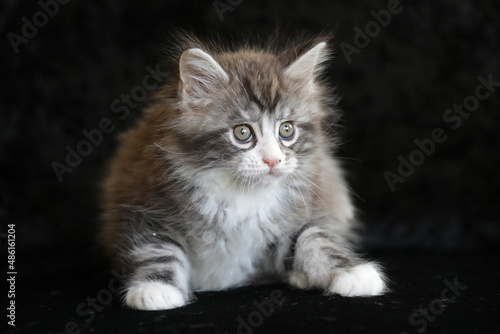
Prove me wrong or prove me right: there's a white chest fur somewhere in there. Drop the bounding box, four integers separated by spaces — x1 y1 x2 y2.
187 179 287 291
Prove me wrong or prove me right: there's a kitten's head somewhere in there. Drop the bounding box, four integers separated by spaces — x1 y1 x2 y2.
158 35 338 189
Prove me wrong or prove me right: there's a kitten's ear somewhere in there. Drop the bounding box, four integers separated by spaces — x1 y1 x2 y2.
284 42 328 83
179 48 229 100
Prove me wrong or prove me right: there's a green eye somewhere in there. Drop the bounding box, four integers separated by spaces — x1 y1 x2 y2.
233 125 253 142
279 122 294 140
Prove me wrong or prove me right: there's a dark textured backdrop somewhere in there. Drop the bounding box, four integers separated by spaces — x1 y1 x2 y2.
1 0 499 255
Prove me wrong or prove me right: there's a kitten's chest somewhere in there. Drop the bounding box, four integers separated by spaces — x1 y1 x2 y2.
187 185 292 290
199 184 289 235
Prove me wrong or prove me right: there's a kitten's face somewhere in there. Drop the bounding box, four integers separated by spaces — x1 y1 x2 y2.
174 44 330 189
228 117 299 182
223 118 299 188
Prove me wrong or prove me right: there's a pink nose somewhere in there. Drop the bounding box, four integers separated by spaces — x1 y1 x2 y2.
263 158 281 169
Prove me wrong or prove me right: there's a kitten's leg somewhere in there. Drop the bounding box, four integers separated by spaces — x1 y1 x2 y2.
124 242 191 310
286 224 386 296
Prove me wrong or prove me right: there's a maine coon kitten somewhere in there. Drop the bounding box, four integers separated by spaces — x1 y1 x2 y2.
99 33 386 310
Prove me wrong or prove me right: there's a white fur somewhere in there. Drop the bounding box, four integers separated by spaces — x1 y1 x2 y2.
189 179 289 291
125 282 187 310
258 116 285 162
288 270 309 289
329 263 386 296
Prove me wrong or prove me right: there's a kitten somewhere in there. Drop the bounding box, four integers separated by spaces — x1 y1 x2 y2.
99 33 386 310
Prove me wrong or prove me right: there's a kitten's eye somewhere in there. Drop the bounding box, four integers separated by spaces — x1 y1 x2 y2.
279 122 294 140
233 125 253 142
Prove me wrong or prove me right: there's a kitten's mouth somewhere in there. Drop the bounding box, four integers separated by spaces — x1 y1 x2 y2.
252 169 284 183
235 170 279 185
263 171 278 180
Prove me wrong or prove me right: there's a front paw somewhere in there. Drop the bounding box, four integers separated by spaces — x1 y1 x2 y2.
329 262 386 296
125 281 188 310
288 270 310 290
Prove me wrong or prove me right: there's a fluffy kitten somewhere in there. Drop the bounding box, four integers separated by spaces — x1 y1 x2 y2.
99 33 386 310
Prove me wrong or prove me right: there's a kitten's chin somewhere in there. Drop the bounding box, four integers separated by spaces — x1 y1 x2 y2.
240 170 285 188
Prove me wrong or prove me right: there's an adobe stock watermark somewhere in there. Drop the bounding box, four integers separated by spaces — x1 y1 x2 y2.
340 0 405 64
399 277 467 334
48 269 127 334
212 0 244 21
225 289 285 334
385 73 499 192
51 64 168 182
7 0 71 54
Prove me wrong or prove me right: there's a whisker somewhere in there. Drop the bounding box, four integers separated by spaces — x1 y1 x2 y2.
287 174 310 221
298 165 365 203
153 142 187 155
293 171 331 215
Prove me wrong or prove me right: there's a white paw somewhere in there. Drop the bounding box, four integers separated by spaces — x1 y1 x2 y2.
288 270 309 289
329 263 386 296
125 281 187 310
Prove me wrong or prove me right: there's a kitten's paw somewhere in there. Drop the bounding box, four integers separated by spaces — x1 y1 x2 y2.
329 263 386 297
288 270 309 289
125 281 187 310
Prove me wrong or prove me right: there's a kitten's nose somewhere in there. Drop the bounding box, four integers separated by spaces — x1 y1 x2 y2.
263 158 281 169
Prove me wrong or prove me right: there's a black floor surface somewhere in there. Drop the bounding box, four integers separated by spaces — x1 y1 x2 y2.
6 248 500 334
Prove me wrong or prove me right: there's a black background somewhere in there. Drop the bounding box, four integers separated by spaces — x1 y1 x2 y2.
1 1 499 333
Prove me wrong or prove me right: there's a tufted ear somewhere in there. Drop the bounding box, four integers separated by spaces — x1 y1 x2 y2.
284 42 328 83
179 48 229 100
